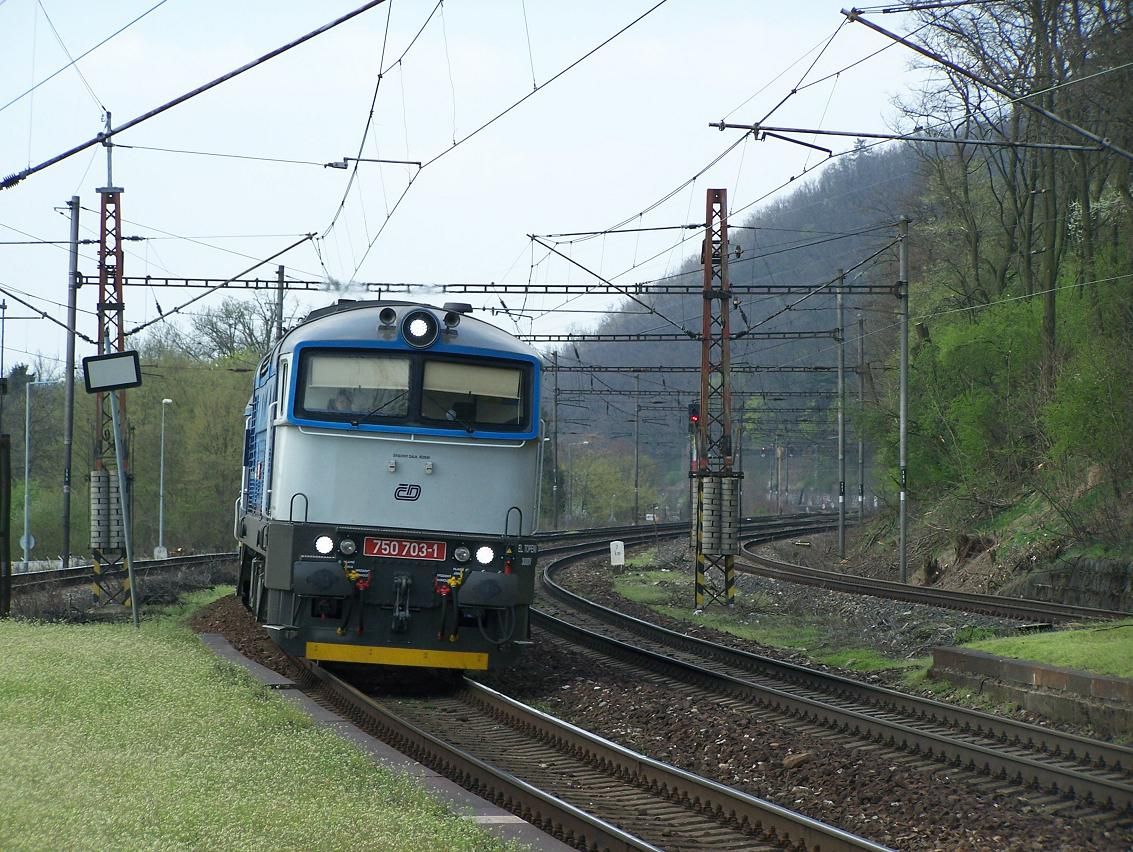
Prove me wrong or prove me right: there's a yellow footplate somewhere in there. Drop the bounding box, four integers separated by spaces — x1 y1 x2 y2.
305 642 489 670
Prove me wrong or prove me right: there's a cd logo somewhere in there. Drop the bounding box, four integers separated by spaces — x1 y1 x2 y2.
394 484 422 501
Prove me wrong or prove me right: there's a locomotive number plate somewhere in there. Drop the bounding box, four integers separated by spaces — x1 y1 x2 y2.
363 537 447 561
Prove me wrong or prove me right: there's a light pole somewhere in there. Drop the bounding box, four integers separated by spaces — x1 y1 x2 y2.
22 379 50 570
157 398 173 558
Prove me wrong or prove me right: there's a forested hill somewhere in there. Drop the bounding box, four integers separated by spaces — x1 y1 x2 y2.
546 142 923 506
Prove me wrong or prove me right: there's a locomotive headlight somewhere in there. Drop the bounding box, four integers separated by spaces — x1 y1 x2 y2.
453 545 472 563
402 309 439 348
475 545 495 565
315 535 335 555
339 538 357 556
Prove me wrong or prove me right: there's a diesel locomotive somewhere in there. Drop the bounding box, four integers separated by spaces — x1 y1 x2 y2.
235 299 543 671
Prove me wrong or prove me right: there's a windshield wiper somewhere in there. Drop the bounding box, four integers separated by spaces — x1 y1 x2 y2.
350 390 408 425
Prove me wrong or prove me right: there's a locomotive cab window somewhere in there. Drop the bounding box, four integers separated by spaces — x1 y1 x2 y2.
421 360 526 430
297 351 410 421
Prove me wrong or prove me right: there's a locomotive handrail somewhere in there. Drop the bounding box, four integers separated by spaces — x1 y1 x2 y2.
260 400 279 515
504 506 522 538
289 492 309 523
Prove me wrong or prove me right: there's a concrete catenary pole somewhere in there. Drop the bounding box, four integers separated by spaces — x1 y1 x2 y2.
551 351 559 530
857 312 865 525
633 373 640 525
898 217 909 582
275 265 285 343
62 196 80 570
837 272 845 558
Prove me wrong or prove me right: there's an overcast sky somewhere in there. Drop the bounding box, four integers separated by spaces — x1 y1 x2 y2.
0 0 922 375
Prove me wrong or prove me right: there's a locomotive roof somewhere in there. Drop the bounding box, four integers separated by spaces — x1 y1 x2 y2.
277 299 544 363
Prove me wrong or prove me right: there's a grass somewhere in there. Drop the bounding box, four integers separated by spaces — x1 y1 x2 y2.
624 548 660 568
616 567 1132 684
963 620 1133 679
614 570 922 677
0 588 517 852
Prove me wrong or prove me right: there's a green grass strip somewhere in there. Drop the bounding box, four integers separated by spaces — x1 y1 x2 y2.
0 590 515 851
615 571 921 676
964 619 1133 679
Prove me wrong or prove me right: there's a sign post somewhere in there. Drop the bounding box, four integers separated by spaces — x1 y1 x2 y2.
82 350 142 627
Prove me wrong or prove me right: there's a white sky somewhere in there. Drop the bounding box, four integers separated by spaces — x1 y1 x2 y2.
0 0 922 376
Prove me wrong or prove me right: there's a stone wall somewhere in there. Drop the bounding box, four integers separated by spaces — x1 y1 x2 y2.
999 556 1133 611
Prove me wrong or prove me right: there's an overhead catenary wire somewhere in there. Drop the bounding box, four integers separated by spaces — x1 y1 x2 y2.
842 7 1133 163
35 0 106 112
124 234 315 337
0 284 98 344
322 0 413 236
0 0 171 117
76 204 327 282
1 0 391 190
530 235 695 338
339 0 673 282
114 143 333 168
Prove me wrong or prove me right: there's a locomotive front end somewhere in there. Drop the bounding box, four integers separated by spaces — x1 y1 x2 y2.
236 301 544 671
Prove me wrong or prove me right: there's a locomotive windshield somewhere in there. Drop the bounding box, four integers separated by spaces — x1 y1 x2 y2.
295 348 530 431
421 361 524 428
297 351 410 420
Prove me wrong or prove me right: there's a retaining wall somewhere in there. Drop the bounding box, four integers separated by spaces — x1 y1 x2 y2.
930 646 1133 739
999 556 1133 612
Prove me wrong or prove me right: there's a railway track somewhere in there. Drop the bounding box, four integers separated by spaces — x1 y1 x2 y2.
17 516 1132 846
535 546 1133 822
296 654 889 851
5 514 819 596
8 551 237 593
738 541 1132 624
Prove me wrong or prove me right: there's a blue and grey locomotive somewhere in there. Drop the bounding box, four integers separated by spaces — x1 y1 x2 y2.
235 299 543 670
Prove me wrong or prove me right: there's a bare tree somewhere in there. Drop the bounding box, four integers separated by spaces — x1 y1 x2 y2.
153 294 303 364
898 0 1133 387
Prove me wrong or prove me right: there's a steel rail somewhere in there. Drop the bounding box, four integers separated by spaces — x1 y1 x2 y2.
738 546 1133 624
536 548 1133 812
300 654 888 850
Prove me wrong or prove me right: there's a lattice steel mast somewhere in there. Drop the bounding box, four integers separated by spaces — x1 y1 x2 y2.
692 189 742 609
90 120 131 606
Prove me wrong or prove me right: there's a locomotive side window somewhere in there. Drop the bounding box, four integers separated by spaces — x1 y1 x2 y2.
277 357 290 413
297 351 410 421
421 360 526 430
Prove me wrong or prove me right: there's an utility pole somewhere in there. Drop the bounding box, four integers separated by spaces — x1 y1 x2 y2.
857 312 865 525
62 196 79 570
775 445 783 516
692 188 741 610
274 264 285 343
551 351 559 530
633 373 640 525
0 435 9 616
898 218 909 583
837 272 846 557
0 300 6 432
